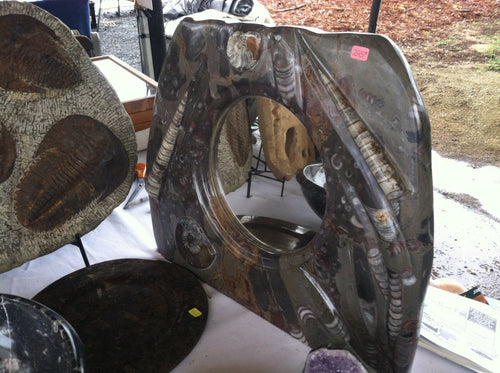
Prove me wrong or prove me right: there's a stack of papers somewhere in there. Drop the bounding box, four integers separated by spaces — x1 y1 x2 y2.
419 286 500 372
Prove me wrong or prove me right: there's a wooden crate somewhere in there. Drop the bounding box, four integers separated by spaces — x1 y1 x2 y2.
91 55 157 132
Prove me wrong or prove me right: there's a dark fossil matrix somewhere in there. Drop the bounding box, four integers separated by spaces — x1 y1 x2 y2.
147 17 433 372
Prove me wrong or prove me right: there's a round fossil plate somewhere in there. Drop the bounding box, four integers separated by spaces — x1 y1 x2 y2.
0 293 85 372
0 2 137 273
33 259 208 373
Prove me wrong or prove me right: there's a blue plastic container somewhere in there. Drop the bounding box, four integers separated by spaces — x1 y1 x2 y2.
31 0 91 38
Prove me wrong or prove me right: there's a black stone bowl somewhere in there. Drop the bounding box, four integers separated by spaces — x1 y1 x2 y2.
0 294 85 373
296 163 326 219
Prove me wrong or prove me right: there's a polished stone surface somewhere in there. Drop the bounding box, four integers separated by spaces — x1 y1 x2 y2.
296 163 327 219
0 294 85 372
34 259 208 372
147 19 433 372
239 215 316 252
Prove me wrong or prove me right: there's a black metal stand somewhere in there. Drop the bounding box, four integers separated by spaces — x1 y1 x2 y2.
246 144 286 198
73 234 90 267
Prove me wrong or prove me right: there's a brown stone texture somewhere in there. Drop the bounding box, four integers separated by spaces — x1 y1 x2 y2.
256 97 316 181
0 2 136 273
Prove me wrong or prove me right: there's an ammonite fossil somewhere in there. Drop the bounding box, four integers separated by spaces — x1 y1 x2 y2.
147 18 433 373
0 2 136 272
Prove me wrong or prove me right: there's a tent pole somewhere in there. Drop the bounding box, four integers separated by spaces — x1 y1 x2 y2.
148 0 167 80
137 8 155 78
368 0 382 33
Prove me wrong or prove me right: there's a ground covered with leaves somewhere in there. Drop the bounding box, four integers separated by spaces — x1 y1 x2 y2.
262 0 497 42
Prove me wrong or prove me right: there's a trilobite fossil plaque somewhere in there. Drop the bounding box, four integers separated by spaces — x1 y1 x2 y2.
147 18 433 372
0 2 137 272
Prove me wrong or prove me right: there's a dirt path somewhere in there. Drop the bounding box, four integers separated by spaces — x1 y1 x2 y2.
402 18 500 167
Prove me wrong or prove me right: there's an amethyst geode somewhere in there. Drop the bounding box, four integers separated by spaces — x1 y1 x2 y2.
304 349 368 373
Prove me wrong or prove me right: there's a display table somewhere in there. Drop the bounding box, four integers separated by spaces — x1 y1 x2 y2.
0 149 475 372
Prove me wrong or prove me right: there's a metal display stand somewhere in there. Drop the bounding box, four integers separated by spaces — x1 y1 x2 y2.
136 8 155 78
246 143 286 198
245 120 286 198
73 234 90 267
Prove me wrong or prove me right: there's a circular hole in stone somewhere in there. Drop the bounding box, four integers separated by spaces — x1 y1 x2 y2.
214 97 324 254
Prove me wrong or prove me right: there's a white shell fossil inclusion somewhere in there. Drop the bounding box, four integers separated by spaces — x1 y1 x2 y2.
226 31 262 70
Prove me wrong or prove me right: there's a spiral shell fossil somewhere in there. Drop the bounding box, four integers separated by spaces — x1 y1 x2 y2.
226 31 262 70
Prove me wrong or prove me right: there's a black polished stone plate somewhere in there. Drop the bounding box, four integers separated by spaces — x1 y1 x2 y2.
0 294 85 372
239 215 316 252
34 259 208 372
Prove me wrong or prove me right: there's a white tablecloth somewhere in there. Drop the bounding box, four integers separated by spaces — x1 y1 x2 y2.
0 161 471 373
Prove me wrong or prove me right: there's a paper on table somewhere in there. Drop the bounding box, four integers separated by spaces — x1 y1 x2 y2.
419 286 500 373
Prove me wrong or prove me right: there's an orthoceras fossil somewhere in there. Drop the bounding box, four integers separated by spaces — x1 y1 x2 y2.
297 31 414 272
146 90 189 200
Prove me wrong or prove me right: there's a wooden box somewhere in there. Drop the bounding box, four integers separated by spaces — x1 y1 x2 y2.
91 55 157 132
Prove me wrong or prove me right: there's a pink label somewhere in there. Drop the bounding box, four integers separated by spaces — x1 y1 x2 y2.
351 46 370 61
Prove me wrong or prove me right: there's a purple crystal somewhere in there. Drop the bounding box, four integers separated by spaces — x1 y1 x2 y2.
304 349 367 373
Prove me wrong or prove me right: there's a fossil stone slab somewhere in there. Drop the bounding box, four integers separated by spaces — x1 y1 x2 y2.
147 18 433 372
217 99 252 193
256 97 316 181
0 2 137 272
34 259 208 372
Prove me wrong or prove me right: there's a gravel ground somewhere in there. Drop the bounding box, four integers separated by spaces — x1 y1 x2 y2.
98 9 143 71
